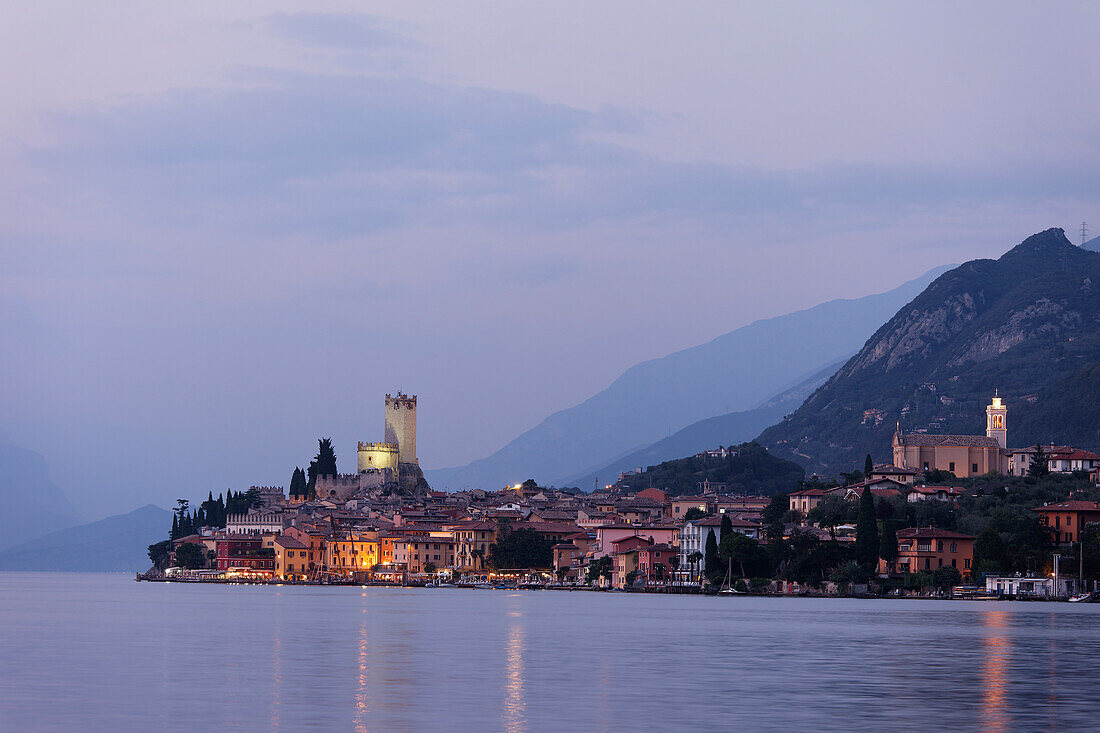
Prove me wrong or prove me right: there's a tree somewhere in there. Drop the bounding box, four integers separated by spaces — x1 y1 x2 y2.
555 567 569 582
424 562 437 575
720 513 733 537
683 507 709 522
175 542 206 570
762 493 788 525
1029 444 1050 478
289 467 307 500
932 565 962 594
687 551 704 581
879 521 899 571
586 556 612 585
625 570 639 587
864 454 874 477
973 525 1008 576
830 560 866 586
488 528 553 569
854 488 879 573
147 540 172 570
720 532 758 578
669 554 681 580
704 529 720 580
307 437 338 497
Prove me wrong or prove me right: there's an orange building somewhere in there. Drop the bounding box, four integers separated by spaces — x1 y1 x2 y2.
1032 500 1100 544
274 535 310 580
885 527 975 577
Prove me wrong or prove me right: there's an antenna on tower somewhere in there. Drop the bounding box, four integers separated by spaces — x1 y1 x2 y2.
1082 221 1089 246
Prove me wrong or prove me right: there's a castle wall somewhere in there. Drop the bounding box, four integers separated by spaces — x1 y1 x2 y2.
384 394 417 465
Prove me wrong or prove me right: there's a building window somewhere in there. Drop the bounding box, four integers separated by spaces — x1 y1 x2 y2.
923 462 929 470
937 541 944 552
972 463 978 473
950 542 957 552
1068 516 1073 527
965 558 971 569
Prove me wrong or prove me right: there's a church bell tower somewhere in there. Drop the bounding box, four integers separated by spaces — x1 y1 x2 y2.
986 391 1007 449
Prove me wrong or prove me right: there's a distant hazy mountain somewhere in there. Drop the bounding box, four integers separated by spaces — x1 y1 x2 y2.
0 504 172 572
757 228 1100 473
1083 234 1100 252
564 357 846 490
426 265 951 490
0 442 84 550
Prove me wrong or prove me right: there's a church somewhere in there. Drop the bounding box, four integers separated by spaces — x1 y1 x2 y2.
891 394 1009 477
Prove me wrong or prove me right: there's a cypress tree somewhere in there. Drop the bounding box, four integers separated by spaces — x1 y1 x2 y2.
855 487 879 572
290 467 307 499
307 438 338 498
720 513 733 537
864 454 874 477
974 526 1008 574
704 528 720 579
879 520 898 570
170 513 179 540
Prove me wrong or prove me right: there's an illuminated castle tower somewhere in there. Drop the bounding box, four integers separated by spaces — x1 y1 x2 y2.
385 393 418 466
986 391 1007 449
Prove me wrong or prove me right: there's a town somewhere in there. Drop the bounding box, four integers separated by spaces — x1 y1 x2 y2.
142 392 1100 601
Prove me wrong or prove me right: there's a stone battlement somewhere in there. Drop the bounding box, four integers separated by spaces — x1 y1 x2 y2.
358 441 399 452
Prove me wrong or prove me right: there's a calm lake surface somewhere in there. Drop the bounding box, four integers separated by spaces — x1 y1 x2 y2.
2 573 1098 732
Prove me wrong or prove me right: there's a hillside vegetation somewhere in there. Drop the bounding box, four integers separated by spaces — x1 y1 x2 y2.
617 442 805 497
758 228 1100 473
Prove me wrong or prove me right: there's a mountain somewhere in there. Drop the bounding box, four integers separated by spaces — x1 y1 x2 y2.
757 228 1100 473
426 265 951 490
565 357 846 489
1083 234 1100 253
0 442 84 550
613 442 805 497
0 504 172 572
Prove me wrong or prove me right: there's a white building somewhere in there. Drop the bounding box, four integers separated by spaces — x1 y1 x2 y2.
678 515 762 578
226 511 284 535
985 575 1080 598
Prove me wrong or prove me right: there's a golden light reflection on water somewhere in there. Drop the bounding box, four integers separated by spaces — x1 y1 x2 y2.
354 619 370 733
503 612 527 733
980 609 1010 733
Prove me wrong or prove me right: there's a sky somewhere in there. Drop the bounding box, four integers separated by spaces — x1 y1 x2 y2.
2 2 1099 518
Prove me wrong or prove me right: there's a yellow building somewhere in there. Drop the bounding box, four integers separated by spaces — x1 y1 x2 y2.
446 520 498 571
324 532 381 578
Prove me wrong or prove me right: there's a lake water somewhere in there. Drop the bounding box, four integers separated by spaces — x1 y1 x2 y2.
2 573 1098 732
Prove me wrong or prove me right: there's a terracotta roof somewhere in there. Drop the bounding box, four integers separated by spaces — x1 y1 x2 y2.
1032 501 1100 512
896 527 974 540
897 434 1000 448
274 536 309 550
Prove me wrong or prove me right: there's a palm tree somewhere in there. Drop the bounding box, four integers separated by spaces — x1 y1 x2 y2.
688 551 704 582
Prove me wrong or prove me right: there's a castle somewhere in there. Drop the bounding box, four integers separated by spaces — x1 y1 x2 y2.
358 393 418 481
313 393 426 501
892 393 1009 477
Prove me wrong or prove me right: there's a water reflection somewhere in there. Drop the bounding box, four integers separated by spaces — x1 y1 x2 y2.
503 610 526 732
354 619 370 733
271 617 281 730
980 609 1010 732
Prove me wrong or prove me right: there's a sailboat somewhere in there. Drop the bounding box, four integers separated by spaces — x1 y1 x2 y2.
719 558 744 595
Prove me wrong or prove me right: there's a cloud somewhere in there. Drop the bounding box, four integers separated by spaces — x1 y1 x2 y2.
261 12 410 50
19 66 1100 246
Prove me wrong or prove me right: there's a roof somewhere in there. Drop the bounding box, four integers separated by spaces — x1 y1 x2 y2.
1032 501 1100 512
897 434 1001 448
896 527 975 540
274 536 309 550
871 464 918 475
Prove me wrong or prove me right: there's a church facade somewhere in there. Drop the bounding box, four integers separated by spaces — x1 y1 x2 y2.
892 394 1010 477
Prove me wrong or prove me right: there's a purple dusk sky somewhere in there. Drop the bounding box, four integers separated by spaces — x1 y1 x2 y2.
2 2 1098 517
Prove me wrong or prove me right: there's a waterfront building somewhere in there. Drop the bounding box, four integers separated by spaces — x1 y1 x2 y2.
1031 500 1100 544
226 511 284 536
884 527 974 577
446 519 497 571
215 537 275 575
274 535 310 580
